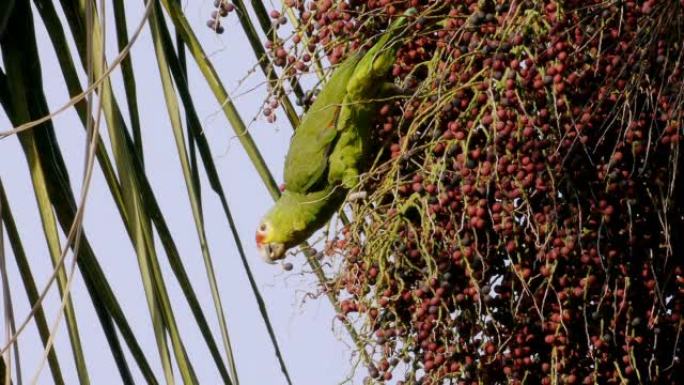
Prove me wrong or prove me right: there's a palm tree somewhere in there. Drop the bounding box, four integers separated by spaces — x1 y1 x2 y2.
0 0 357 384
4 1 682 384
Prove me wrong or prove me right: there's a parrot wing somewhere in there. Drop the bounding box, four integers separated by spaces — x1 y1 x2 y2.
326 10 415 187
283 52 362 193
283 9 415 194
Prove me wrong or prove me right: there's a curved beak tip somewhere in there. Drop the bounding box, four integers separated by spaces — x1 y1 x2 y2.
257 243 282 265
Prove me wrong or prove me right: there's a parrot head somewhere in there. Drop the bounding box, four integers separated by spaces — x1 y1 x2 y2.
255 219 287 263
256 189 346 264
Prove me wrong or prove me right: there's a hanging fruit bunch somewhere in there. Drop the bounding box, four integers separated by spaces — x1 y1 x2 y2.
207 0 235 34
271 0 683 384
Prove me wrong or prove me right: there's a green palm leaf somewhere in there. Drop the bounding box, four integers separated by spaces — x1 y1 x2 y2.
0 0 371 383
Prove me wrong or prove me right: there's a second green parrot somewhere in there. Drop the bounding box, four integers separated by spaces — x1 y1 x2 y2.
256 10 414 263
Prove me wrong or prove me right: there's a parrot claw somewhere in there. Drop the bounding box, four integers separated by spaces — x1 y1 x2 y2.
341 170 361 189
379 82 412 98
347 191 368 201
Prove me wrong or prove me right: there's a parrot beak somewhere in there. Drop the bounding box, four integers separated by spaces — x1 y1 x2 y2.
257 242 286 264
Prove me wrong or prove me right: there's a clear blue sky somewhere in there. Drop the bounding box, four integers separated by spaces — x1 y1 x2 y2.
0 1 359 384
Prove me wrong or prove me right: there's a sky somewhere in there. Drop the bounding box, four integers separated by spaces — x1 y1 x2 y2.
0 1 360 384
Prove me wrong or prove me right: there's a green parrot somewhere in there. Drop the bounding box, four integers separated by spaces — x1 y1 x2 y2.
256 10 415 263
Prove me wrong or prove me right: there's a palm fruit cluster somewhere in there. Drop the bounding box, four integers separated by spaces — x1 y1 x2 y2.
206 0 235 34
271 0 683 384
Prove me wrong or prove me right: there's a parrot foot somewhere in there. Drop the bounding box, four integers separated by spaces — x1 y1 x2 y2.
379 82 412 98
341 169 360 189
347 191 368 201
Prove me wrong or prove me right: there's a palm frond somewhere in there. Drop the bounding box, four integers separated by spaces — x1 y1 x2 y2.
0 0 371 383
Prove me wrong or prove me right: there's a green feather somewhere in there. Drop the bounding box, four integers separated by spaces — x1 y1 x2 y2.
259 8 416 259
263 188 346 250
283 52 362 193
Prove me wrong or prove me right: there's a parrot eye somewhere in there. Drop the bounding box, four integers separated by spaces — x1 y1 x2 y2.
259 223 267 232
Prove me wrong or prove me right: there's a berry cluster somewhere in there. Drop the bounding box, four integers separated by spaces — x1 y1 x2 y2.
207 0 235 34
278 0 683 384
